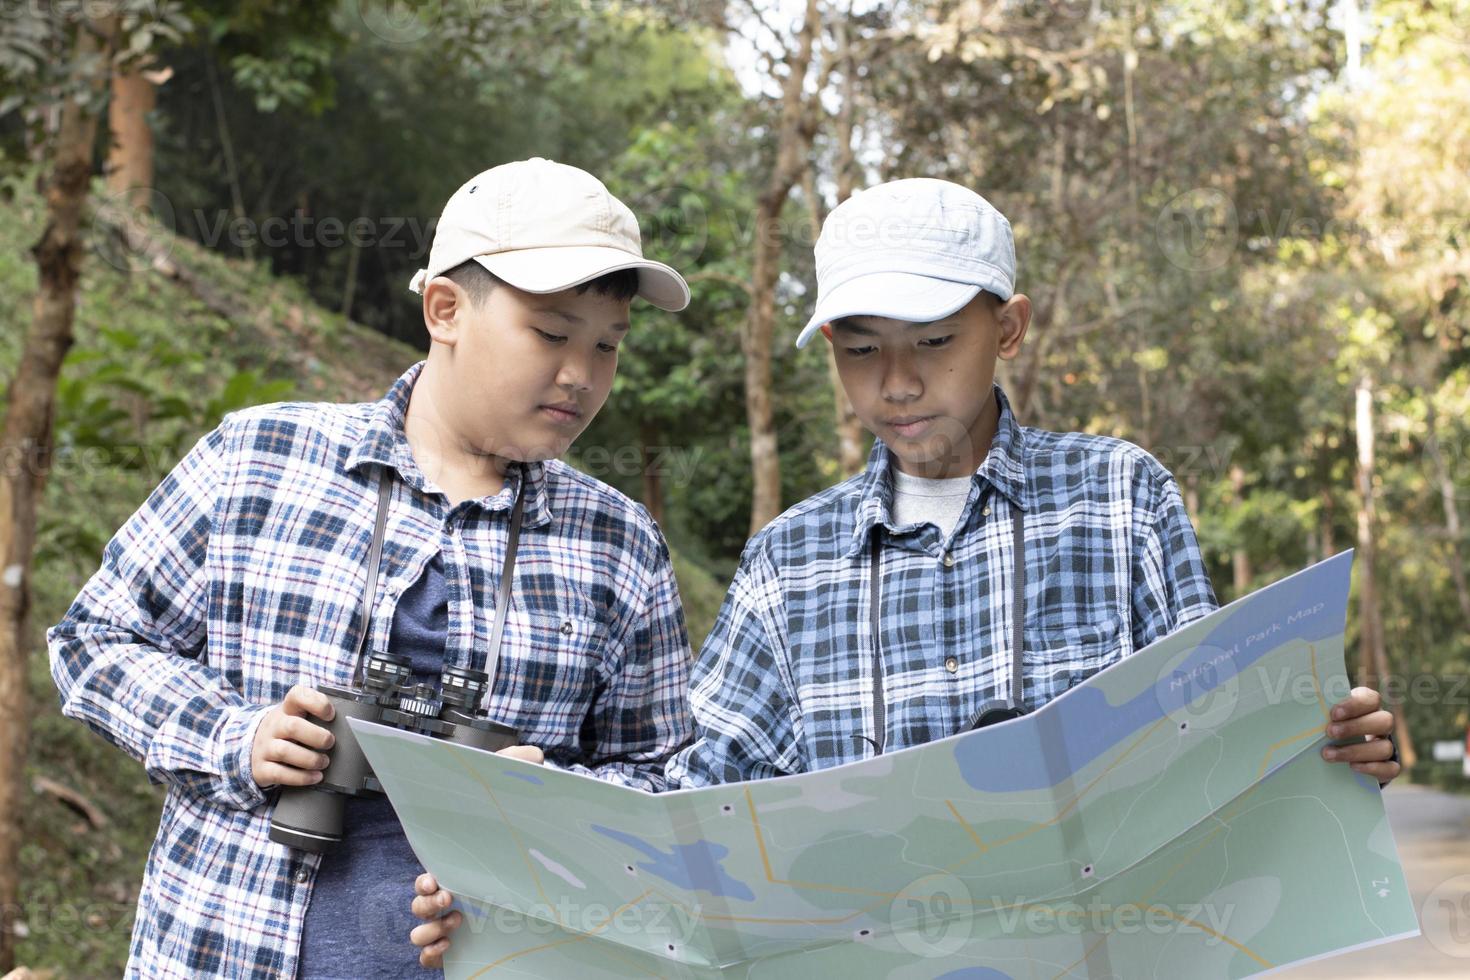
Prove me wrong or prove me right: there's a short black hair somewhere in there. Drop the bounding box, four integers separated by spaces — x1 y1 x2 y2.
440 260 640 307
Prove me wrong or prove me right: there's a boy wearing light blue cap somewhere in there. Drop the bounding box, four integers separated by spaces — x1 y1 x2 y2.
663 176 1400 787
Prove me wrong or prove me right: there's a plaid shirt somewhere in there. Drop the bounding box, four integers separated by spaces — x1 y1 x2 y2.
666 385 1218 787
47 362 692 979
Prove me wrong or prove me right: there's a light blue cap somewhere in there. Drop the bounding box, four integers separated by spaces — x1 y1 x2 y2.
797 178 1016 348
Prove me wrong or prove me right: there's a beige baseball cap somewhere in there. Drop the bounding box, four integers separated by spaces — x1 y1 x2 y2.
408 158 690 312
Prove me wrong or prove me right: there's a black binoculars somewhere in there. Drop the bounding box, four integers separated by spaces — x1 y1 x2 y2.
268 651 519 853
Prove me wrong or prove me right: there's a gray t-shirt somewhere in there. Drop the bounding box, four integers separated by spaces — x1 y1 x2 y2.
890 467 974 538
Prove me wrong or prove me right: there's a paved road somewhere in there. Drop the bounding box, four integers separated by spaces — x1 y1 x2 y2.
1274 782 1470 977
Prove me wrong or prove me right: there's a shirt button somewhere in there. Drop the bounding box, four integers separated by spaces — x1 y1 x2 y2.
560 620 573 635
945 656 959 674
982 506 992 517
293 866 310 885
941 553 955 568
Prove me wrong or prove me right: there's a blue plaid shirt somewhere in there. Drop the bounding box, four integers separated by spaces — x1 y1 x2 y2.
666 386 1218 787
47 362 692 979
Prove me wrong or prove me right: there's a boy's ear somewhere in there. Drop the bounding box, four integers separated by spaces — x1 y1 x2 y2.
820 323 834 343
422 277 466 347
996 293 1032 360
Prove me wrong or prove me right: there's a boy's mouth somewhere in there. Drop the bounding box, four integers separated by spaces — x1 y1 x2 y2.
886 415 936 438
539 402 583 425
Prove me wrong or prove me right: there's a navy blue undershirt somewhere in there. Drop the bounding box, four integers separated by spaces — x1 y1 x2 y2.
298 551 448 978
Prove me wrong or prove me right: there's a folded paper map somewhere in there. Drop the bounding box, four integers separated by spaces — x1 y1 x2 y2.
351 550 1419 978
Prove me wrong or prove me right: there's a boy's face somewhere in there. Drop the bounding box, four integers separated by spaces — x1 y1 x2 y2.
422 277 629 465
825 292 1030 479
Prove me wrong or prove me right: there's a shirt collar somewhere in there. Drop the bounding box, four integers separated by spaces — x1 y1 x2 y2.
845 384 1030 558
345 360 554 527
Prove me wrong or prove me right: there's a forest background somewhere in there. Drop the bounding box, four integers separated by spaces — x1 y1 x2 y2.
1 0 1467 973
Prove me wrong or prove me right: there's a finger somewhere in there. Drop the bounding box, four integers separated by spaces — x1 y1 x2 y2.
283 684 336 721
410 891 453 919
280 714 336 751
497 744 545 764
254 760 323 787
1326 710 1394 740
415 873 439 896
1329 686 1381 722
1351 760 1401 784
1322 738 1396 764
418 938 449 969
410 912 461 947
265 738 332 771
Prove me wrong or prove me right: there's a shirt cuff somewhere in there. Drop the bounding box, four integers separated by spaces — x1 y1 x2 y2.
219 703 275 811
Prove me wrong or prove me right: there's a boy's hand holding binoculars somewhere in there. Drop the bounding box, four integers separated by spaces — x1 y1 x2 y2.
249 683 544 789
250 684 338 789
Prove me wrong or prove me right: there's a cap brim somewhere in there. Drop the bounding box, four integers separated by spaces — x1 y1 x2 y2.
796 272 1005 348
473 246 690 312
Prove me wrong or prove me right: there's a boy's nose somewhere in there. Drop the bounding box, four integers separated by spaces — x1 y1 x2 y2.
880 356 922 402
556 355 595 392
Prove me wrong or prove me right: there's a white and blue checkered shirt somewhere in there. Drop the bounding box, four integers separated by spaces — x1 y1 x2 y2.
48 361 693 978
667 385 1218 787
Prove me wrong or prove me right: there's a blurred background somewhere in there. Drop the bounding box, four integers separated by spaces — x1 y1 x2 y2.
1 0 1467 975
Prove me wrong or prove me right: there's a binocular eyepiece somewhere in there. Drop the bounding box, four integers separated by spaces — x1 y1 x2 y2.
267 652 520 853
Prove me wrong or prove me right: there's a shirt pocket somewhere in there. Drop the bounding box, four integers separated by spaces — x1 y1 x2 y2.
1021 614 1124 707
489 611 607 742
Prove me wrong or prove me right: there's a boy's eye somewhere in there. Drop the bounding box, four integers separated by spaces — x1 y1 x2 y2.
844 345 877 357
597 342 619 354
533 328 567 344
919 335 954 348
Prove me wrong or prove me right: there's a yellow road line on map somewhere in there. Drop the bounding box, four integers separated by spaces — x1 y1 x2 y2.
946 799 989 852
1256 723 1329 780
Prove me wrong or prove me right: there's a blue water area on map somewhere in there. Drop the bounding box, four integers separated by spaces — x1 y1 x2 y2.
936 969 1015 980
590 825 755 901
503 770 544 785
953 553 1352 793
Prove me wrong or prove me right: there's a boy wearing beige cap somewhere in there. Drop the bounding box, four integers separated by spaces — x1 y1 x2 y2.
48 158 696 978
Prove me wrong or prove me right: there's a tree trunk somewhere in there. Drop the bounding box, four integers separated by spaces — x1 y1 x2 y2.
801 167 864 480
0 14 119 972
105 67 155 207
1230 464 1252 594
639 419 665 529
826 12 866 479
1425 402 1470 625
1354 376 1415 769
744 0 821 536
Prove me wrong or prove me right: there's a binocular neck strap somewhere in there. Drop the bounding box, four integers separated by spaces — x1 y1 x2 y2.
482 474 527 697
352 473 396 682
353 467 526 690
